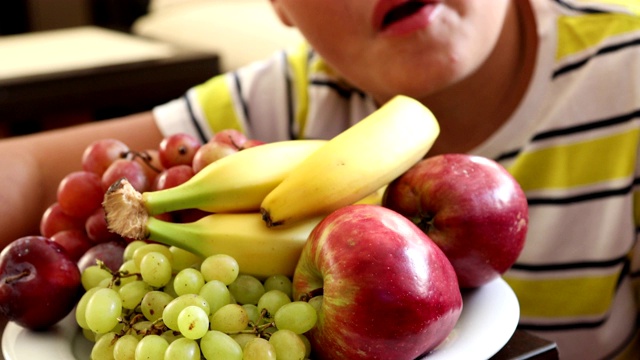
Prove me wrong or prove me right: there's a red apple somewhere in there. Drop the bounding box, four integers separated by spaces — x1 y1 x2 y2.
292 204 462 360
0 236 82 330
383 154 528 288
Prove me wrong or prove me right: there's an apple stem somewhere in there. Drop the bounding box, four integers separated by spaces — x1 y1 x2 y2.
298 287 324 302
3 270 30 284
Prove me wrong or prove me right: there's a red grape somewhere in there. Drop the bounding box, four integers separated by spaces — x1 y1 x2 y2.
50 229 93 262
192 141 238 173
57 171 104 219
40 202 86 238
212 129 248 150
85 208 122 244
153 164 194 191
0 236 82 330
134 149 164 186
102 159 149 192
241 139 266 149
77 241 127 273
81 139 129 176
158 133 201 168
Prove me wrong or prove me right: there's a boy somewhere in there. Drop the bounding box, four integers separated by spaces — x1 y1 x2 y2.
0 0 639 358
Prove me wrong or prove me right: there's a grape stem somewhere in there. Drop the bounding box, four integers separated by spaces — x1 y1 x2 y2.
124 150 162 173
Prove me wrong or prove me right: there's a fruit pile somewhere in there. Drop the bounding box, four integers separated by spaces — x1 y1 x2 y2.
0 96 529 360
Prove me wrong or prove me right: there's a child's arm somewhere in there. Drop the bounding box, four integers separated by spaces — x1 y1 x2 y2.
0 111 165 249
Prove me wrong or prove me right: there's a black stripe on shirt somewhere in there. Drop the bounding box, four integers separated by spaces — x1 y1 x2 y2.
183 94 208 143
282 51 296 140
495 108 640 162
512 254 627 272
553 0 609 14
553 37 640 78
310 79 367 99
526 180 633 206
232 71 251 127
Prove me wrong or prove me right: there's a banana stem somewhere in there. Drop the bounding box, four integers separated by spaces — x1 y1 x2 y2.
103 178 149 239
145 217 207 257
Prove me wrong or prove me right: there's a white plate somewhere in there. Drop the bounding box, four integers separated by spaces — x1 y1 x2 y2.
2 278 519 360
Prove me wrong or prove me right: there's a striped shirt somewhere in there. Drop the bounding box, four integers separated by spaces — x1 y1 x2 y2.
153 0 640 358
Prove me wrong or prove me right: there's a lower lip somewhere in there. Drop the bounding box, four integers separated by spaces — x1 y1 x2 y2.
380 4 439 36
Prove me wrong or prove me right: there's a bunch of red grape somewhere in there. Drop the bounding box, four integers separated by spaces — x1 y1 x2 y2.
0 129 263 330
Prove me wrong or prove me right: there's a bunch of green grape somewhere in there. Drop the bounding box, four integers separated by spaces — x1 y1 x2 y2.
78 241 318 360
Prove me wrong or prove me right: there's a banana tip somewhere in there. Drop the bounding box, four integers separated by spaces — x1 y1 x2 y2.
260 208 283 228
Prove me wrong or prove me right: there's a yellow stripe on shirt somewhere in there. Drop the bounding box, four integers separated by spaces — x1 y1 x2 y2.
504 273 619 318
557 11 640 60
508 128 639 191
194 74 244 134
286 43 311 138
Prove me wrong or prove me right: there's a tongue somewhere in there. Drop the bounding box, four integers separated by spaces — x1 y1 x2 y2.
382 2 426 28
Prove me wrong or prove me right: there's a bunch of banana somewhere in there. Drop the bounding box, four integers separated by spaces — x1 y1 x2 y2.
145 213 324 278
260 95 440 227
104 95 440 277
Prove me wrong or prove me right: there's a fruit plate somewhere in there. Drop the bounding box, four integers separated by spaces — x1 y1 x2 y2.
2 277 518 360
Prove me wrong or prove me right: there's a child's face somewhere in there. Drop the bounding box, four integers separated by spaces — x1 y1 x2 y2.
270 0 513 104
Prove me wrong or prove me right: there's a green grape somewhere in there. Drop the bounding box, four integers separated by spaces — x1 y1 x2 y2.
82 327 96 342
113 334 139 360
177 305 210 340
76 287 101 329
99 276 122 292
209 304 249 334
274 301 317 334
173 268 205 296
164 276 179 298
164 337 201 360
81 265 112 290
85 287 122 334
133 243 173 268
118 259 141 287
169 246 203 272
160 329 183 344
257 290 291 320
132 321 153 337
139 251 172 288
269 329 307 360
123 240 147 261
90 331 117 360
200 330 243 360
242 304 261 325
263 275 293 299
200 254 239 285
230 333 258 349
119 280 152 310
140 290 174 322
227 275 265 305
163 294 210 331
308 295 323 313
199 280 232 315
243 337 277 360
135 334 169 360
299 334 312 358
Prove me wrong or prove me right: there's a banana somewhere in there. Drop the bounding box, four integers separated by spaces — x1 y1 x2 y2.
142 213 323 278
260 95 440 227
103 139 327 219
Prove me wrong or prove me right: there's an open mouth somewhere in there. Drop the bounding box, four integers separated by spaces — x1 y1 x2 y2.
381 1 429 30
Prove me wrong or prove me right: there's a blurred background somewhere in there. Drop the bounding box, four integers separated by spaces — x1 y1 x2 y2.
0 0 302 137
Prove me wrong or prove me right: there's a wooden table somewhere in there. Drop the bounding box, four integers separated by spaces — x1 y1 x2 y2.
0 26 219 136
